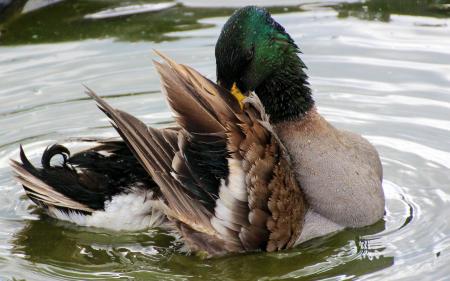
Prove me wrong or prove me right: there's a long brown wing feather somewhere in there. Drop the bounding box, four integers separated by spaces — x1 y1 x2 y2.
86 52 306 255
85 88 216 236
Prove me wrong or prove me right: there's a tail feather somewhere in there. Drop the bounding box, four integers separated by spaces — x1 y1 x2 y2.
11 139 158 216
11 149 94 213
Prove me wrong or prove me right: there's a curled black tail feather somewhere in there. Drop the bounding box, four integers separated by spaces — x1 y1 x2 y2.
41 144 70 169
13 140 158 213
17 145 105 210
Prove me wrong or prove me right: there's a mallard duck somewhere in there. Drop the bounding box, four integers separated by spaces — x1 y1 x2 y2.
11 6 384 256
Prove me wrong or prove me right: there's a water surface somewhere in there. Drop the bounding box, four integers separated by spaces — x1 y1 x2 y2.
1 0 450 280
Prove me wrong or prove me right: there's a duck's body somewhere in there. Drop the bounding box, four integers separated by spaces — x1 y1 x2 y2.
11 6 385 256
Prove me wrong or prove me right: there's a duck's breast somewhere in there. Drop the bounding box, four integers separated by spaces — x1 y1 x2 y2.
275 110 385 228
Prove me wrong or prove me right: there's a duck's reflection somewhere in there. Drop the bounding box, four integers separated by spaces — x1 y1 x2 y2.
166 219 394 280
11 214 175 269
12 215 393 279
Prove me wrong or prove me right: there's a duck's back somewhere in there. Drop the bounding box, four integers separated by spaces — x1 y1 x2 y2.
275 108 384 228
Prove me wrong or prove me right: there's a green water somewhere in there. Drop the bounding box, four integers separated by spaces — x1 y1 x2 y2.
1 0 450 280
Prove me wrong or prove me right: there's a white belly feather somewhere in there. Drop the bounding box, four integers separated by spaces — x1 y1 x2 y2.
47 189 167 231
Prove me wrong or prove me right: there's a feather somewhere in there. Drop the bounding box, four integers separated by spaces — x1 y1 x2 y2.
85 87 216 236
11 157 94 213
81 52 307 255
10 139 158 216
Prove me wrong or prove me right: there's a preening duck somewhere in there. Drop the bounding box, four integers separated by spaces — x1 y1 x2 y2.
11 6 385 256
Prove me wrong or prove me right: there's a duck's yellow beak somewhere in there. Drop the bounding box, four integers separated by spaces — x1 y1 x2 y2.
230 82 246 109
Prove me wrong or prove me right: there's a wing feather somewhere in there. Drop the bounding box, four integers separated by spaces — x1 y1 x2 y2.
154 52 306 253
84 52 306 255
85 88 216 236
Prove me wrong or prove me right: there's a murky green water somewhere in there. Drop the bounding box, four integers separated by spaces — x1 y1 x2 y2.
1 0 449 280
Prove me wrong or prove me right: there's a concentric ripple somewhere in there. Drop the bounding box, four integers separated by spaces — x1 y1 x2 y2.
0 1 449 280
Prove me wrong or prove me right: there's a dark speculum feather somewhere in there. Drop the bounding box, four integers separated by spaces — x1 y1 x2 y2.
180 134 228 207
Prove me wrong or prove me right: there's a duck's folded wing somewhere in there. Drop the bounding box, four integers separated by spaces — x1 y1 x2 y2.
87 52 306 255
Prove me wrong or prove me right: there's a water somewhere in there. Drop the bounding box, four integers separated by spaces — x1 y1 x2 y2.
0 0 449 280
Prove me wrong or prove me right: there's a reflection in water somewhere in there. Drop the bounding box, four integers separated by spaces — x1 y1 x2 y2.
12 214 393 280
84 3 177 20
12 215 179 278
1 0 448 45
0 0 302 45
335 0 450 22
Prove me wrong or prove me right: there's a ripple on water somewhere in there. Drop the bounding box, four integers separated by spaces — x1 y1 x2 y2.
0 2 450 280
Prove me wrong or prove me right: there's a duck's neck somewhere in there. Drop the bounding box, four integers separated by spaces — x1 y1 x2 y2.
255 56 314 124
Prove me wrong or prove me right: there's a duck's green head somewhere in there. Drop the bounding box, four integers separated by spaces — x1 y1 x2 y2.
215 6 313 122
215 6 298 92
